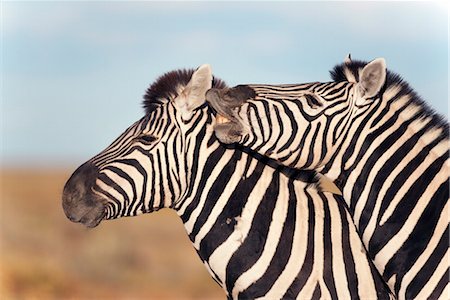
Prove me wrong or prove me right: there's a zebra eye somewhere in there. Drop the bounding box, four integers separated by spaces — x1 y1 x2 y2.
136 135 157 144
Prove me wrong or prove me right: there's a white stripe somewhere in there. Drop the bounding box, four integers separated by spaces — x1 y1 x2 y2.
297 189 325 300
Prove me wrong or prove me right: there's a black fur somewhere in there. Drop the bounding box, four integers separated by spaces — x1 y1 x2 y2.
143 68 227 115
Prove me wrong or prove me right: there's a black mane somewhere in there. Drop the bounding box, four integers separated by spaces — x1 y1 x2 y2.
330 59 448 134
143 68 227 114
330 59 406 87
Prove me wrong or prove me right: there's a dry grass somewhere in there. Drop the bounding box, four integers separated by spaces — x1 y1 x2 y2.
0 169 224 299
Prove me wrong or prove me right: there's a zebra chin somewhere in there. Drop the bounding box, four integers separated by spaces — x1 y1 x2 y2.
62 162 106 228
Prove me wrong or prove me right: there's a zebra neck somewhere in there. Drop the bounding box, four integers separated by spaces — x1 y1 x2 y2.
317 91 449 298
175 155 392 298
320 86 449 227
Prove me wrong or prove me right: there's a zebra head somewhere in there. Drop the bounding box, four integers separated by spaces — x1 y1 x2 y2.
206 58 387 169
62 65 226 227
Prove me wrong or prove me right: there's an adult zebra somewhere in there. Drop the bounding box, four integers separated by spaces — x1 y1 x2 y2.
206 57 449 299
62 65 393 299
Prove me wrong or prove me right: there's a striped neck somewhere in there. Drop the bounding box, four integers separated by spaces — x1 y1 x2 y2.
318 82 449 292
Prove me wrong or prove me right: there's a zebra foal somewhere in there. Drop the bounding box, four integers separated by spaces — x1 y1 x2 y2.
62 65 392 299
206 57 449 299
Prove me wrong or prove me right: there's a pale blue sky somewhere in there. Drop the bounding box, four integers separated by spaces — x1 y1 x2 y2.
2 1 449 167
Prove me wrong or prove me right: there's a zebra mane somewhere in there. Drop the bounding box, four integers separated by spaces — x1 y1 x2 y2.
330 59 448 134
143 68 227 114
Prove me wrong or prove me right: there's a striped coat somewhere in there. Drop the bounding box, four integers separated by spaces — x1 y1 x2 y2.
63 65 393 299
206 58 449 299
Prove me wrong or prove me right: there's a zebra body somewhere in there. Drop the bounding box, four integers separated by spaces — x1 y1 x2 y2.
206 58 449 299
63 65 392 299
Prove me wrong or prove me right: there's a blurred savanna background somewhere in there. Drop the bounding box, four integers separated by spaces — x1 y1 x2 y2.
2 169 223 299
1 1 448 299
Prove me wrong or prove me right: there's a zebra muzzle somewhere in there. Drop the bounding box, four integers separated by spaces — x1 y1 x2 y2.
206 87 250 144
62 162 106 228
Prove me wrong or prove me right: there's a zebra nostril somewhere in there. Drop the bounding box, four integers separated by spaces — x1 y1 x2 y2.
66 214 79 222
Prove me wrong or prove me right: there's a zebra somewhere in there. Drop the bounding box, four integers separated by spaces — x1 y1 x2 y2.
205 56 450 299
62 65 393 299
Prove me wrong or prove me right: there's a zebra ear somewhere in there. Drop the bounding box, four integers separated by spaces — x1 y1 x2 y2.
344 53 352 64
357 58 386 99
175 64 213 120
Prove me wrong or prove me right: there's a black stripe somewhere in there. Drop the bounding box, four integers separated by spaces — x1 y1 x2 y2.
148 155 156 210
180 144 227 224
289 123 312 167
98 172 130 216
245 103 259 149
282 190 315 298
93 185 121 218
303 123 321 169
185 109 205 137
239 179 297 298
250 102 268 154
331 103 352 144
156 149 165 209
321 195 338 299
226 173 280 294
103 165 138 216
277 101 298 153
270 105 285 152
189 151 240 239
195 158 265 261
427 267 449 300
311 283 321 299
335 195 359 299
